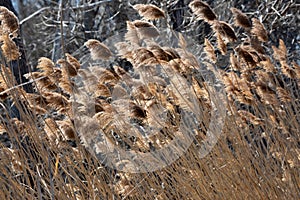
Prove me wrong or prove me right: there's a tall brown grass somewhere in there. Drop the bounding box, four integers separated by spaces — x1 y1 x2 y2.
0 1 299 199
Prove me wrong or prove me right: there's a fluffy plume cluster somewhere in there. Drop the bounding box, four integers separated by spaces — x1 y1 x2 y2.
194 1 300 131
23 54 80 118
77 42 209 157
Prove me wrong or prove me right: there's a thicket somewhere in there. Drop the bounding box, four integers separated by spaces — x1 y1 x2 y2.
0 1 299 199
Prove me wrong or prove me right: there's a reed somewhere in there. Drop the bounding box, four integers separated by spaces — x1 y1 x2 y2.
0 1 299 199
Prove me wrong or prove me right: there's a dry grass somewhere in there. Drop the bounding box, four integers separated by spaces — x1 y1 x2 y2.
0 2 299 200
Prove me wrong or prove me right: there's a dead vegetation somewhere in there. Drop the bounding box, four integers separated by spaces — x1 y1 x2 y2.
0 1 299 199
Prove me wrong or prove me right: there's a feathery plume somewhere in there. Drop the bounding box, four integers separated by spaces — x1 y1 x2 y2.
250 37 265 55
1 34 21 61
272 39 287 62
44 92 70 113
10 118 26 133
57 119 76 140
216 32 227 55
256 83 278 105
26 73 53 92
59 77 74 95
163 48 180 60
260 57 276 73
0 123 6 134
84 39 112 60
132 85 152 100
36 57 55 75
57 59 76 94
98 69 119 85
95 83 111 98
93 111 113 131
0 6 19 36
231 8 251 29
24 93 48 108
192 77 210 101
189 0 217 22
132 47 158 66
132 20 160 39
235 46 257 67
115 41 132 55
251 18 268 42
30 104 48 114
204 38 216 63
133 4 165 20
213 21 237 42
255 70 275 87
280 61 296 79
125 21 140 44
57 59 77 77
35 76 57 91
66 53 81 70
148 45 173 61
